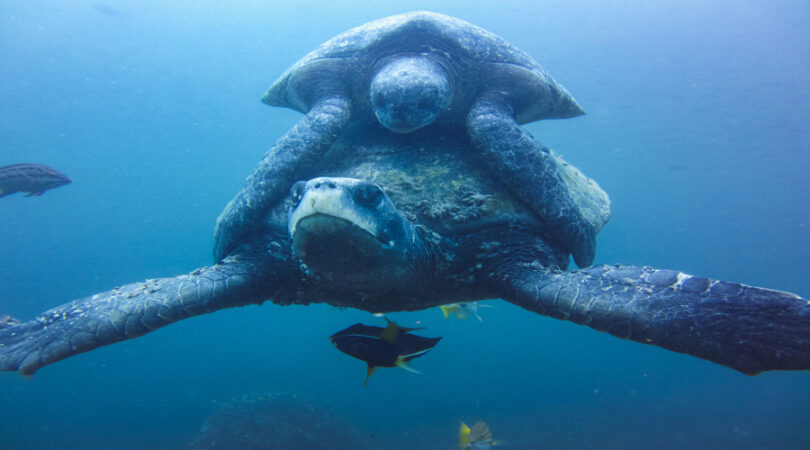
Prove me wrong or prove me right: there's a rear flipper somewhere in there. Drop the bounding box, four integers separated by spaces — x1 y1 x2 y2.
498 264 810 375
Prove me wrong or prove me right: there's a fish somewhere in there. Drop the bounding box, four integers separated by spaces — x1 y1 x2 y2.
459 421 497 449
0 164 72 198
91 3 126 18
440 302 485 321
329 318 441 386
0 315 20 329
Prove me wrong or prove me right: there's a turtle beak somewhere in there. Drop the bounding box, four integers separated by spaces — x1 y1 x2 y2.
370 56 453 133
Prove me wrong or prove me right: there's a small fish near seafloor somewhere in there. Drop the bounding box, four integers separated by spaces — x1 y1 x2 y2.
459 421 498 449
329 318 441 386
0 164 72 198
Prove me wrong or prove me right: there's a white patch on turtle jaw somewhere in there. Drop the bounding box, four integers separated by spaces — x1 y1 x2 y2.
288 183 379 240
291 214 384 262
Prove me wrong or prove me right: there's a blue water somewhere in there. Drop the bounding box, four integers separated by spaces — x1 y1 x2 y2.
1 1 808 448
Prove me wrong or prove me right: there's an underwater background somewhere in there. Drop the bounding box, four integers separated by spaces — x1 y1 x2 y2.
1 0 808 448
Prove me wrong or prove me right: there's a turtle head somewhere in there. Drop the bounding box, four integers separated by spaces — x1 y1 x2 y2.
287 177 432 293
370 56 453 133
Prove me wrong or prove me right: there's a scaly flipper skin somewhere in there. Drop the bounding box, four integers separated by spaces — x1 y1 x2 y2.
213 95 351 261
497 264 810 375
0 244 280 377
467 96 605 267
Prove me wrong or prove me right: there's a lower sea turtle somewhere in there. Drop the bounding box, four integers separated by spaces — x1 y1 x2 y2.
213 11 607 268
0 125 807 377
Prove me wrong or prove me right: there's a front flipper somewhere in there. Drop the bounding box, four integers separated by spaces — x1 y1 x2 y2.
213 94 351 261
467 97 610 268
498 264 810 375
0 248 276 376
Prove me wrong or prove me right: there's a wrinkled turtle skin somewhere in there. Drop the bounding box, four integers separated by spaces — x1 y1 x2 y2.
0 123 808 378
213 11 608 268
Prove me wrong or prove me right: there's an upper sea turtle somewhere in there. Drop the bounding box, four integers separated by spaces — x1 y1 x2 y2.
213 11 607 268
0 120 807 377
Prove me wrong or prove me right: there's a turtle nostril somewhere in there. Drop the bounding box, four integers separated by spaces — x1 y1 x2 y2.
313 179 337 190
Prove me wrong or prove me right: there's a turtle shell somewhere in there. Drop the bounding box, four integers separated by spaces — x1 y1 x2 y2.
262 11 584 126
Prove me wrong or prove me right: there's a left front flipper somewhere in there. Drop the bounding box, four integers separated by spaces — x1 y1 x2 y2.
495 264 810 375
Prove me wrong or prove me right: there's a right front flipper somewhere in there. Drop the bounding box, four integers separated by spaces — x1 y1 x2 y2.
498 264 810 375
213 94 352 261
0 249 274 377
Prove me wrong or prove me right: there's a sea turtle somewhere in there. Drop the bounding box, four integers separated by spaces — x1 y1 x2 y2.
213 11 607 269
0 123 808 377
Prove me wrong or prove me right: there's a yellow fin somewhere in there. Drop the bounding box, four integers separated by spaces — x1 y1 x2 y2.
440 304 459 319
380 318 401 343
459 422 471 449
395 355 423 374
384 317 422 333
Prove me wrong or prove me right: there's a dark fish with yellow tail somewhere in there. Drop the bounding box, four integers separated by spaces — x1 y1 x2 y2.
0 164 72 198
329 318 441 386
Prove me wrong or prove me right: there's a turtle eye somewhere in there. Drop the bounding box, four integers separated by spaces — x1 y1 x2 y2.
352 182 383 207
290 181 307 203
